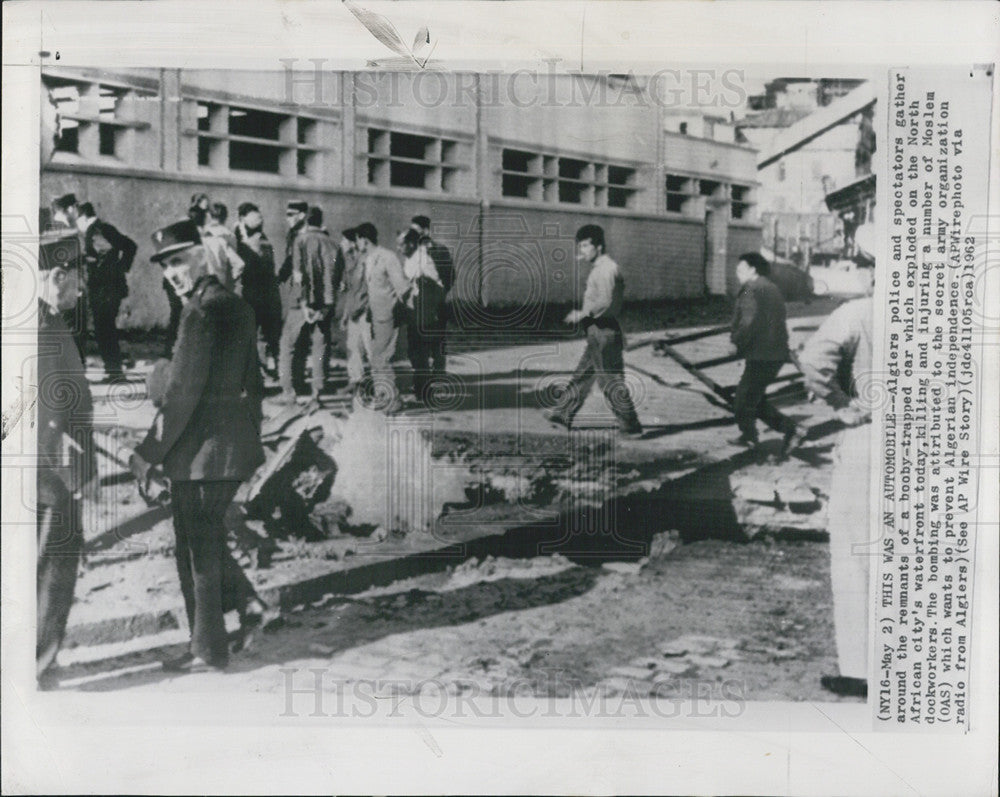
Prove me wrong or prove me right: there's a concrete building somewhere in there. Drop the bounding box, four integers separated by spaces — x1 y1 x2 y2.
736 78 872 265
41 67 761 329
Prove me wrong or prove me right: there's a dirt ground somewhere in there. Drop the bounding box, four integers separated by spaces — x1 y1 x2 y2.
59 535 848 703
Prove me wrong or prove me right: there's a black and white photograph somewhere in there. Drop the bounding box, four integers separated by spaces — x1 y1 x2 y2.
3 2 998 794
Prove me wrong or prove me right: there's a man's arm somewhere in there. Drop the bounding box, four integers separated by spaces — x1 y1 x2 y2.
730 286 758 355
99 221 137 272
580 264 615 319
383 249 411 303
797 307 856 410
134 306 212 465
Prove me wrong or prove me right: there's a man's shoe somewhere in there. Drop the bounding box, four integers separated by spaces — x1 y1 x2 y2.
820 674 868 698
619 424 644 439
542 409 572 431
727 434 759 448
161 652 227 673
780 426 808 458
101 371 126 384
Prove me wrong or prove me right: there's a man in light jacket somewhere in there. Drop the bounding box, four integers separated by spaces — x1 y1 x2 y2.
355 221 410 413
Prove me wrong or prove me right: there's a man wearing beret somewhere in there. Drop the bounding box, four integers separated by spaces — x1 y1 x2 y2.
131 220 265 671
34 230 96 688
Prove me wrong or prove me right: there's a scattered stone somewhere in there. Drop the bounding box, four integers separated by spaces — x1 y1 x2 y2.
602 561 643 575
309 642 335 656
688 655 730 669
609 665 655 681
647 530 680 560
737 479 779 504
657 659 696 675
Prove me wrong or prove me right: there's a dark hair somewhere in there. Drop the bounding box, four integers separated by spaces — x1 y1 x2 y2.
53 193 77 210
209 202 228 224
307 206 324 227
355 222 378 245
575 224 605 250
190 193 210 209
411 215 431 231
739 252 770 277
401 227 430 256
77 201 96 218
188 205 207 227
237 202 259 218
342 227 357 242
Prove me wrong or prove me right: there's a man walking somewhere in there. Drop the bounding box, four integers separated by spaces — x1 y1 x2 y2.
797 228 876 699
355 221 410 413
132 220 265 671
542 224 642 436
729 252 804 455
76 201 137 381
35 231 96 688
278 206 341 403
235 202 283 376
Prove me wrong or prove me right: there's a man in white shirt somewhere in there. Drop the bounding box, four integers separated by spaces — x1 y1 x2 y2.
543 224 642 437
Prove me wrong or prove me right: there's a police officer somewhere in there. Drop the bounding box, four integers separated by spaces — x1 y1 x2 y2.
132 220 265 671
35 230 96 687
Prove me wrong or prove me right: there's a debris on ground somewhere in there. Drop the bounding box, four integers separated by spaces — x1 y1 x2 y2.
444 554 576 590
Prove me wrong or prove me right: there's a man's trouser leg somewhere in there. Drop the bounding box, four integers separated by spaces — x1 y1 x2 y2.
307 311 331 397
64 293 89 363
250 291 283 364
345 316 372 386
171 481 240 665
278 307 308 395
592 325 641 431
406 311 431 398
90 294 123 375
552 327 600 423
828 424 871 679
733 360 782 440
37 481 82 678
369 316 400 410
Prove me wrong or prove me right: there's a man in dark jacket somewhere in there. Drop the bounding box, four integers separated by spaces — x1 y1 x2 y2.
48 193 88 360
235 202 282 375
277 206 343 403
336 227 371 395
35 231 96 687
132 220 265 671
76 202 137 381
729 252 803 454
278 199 308 317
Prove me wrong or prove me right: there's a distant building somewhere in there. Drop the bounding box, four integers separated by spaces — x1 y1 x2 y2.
41 67 761 329
736 78 871 266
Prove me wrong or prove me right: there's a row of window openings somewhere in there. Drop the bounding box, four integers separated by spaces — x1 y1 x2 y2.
665 174 753 219
500 149 637 208
48 81 154 158
196 102 319 176
48 87 755 217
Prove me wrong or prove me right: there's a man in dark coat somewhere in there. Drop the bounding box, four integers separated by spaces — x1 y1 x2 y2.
76 202 137 380
132 220 265 671
35 231 96 687
235 202 282 375
729 252 803 454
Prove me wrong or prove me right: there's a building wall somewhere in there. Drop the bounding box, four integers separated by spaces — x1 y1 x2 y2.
42 67 761 329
